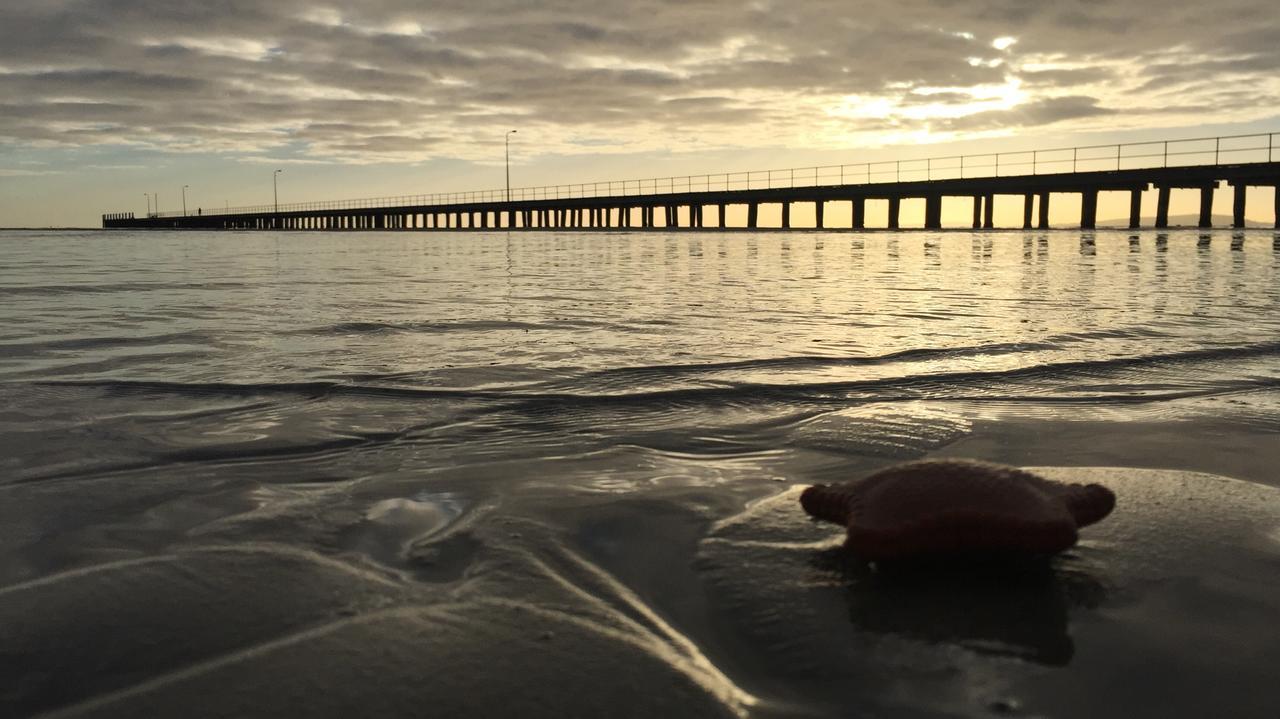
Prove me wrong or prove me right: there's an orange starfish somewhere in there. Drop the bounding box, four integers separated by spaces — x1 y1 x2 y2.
800 459 1115 561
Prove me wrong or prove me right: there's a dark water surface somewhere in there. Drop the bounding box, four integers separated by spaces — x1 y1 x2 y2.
2 229 1279 718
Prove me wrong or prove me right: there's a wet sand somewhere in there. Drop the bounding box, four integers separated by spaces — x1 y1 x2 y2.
4 461 1278 719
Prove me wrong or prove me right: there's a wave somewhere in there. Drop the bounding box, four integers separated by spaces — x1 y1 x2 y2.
288 319 605 336
0 331 215 356
31 340 1280 409
0 281 250 297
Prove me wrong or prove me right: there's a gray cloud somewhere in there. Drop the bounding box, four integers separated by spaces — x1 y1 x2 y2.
933 95 1117 132
0 0 1277 161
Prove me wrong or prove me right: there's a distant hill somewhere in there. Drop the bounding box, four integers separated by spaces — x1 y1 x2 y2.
1096 213 1273 229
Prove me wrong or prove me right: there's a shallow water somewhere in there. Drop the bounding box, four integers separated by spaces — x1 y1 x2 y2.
2 229 1279 717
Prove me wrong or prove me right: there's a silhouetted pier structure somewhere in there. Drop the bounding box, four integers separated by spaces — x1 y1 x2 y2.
105 132 1280 231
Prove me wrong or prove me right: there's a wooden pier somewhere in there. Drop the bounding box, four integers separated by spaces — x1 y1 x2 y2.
104 133 1280 231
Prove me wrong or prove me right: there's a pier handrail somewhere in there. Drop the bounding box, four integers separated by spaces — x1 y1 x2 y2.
138 131 1276 218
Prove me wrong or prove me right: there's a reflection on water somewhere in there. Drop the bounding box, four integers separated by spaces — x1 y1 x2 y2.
816 550 1108 666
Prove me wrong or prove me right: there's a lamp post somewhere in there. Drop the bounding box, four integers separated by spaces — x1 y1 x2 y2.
144 193 151 217
505 130 517 203
182 185 189 216
273 169 283 214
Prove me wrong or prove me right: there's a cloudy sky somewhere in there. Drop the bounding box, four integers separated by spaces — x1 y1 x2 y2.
2 0 1279 226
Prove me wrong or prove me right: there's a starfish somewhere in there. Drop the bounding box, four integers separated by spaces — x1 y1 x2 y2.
800 459 1116 561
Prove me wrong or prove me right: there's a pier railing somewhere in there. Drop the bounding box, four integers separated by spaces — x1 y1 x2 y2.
144 131 1276 218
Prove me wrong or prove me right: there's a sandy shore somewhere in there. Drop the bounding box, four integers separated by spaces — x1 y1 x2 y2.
4 463 1278 718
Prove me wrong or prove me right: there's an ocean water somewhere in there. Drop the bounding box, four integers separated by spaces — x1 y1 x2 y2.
3 229 1279 718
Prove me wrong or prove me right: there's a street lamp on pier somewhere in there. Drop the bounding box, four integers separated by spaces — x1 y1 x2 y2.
182 185 189 216
505 130 517 203
144 193 151 217
273 169 283 214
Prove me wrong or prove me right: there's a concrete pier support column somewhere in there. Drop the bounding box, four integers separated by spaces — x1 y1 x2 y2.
924 195 942 230
1199 185 1215 228
972 196 982 229
1081 188 1099 230
815 201 825 229
887 197 900 230
747 202 759 229
781 202 791 229
1129 189 1143 229
851 198 864 229
1155 186 1171 229
1232 183 1247 229
668 206 678 228
718 204 726 229
983 193 995 229
1023 194 1034 229
1037 192 1051 230
1275 181 1280 229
